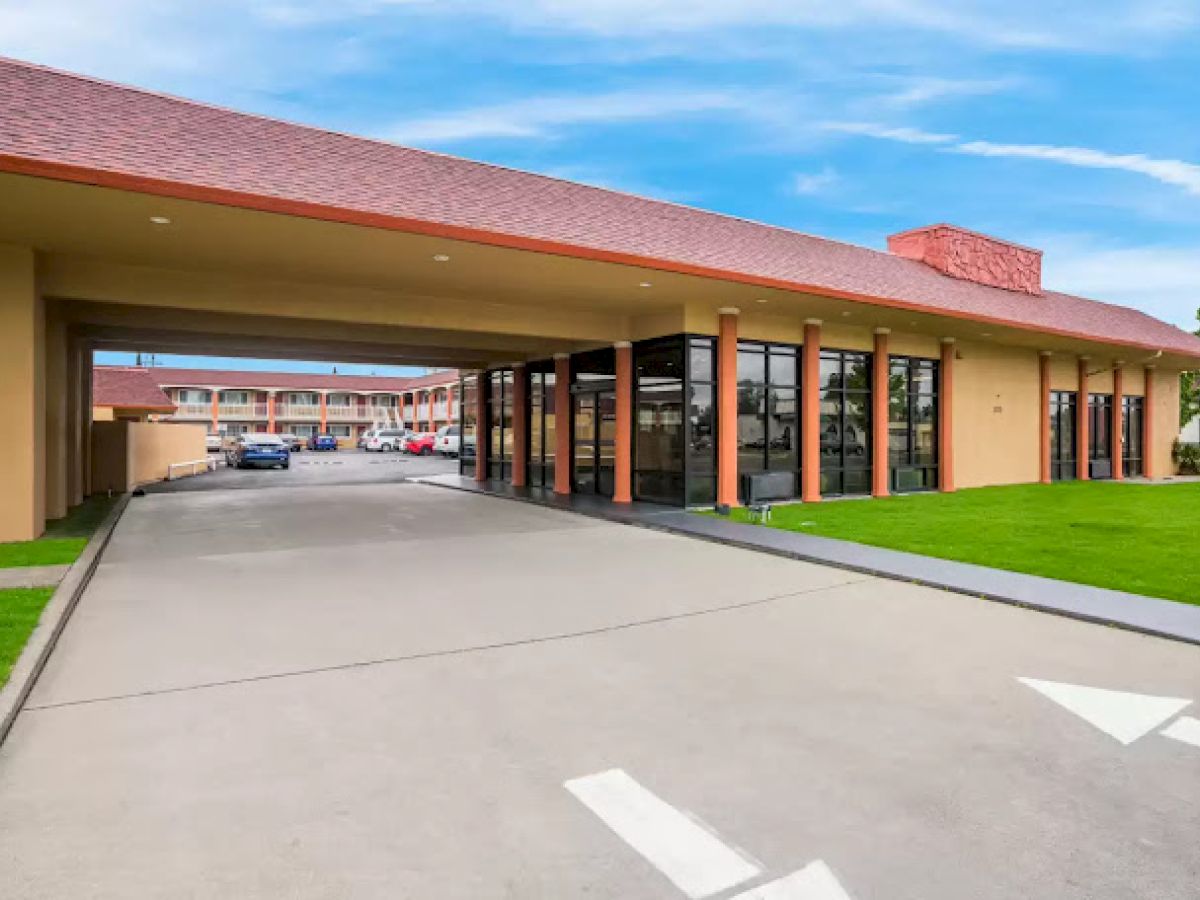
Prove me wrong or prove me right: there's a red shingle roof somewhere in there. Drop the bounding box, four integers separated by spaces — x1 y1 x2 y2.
139 367 457 392
2 57 1198 360
93 367 176 411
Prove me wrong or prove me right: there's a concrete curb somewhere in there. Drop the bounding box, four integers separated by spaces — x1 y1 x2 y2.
416 476 1200 648
0 494 131 748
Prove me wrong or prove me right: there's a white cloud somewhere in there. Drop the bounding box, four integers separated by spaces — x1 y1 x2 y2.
1040 239 1200 329
820 121 957 144
879 76 1018 108
954 141 1200 197
789 167 840 196
385 88 758 144
828 123 1200 198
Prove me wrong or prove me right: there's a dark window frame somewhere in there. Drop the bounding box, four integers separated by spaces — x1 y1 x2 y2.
1049 390 1077 481
819 348 873 497
734 339 801 501
888 355 939 493
1088 393 1114 480
1122 394 1144 477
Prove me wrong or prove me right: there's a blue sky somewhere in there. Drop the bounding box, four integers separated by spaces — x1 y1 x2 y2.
4 0 1198 373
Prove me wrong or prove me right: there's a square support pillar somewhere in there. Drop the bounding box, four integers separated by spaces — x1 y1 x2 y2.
211 390 220 433
1076 357 1090 481
44 307 69 521
553 354 571 495
1112 365 1124 480
1038 351 1052 484
82 350 93 497
871 328 890 498
319 391 328 433
66 332 83 507
613 342 633 504
1143 366 1156 479
267 391 277 433
939 338 956 492
801 319 822 503
0 245 46 541
475 372 489 482
511 364 528 488
716 308 739 508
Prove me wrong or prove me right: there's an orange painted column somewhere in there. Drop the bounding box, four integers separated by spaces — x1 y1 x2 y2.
210 390 219 433
267 391 276 433
1038 352 1051 484
398 392 405 426
475 372 488 482
1076 358 1090 481
1143 366 1156 479
871 328 890 498
1112 365 1124 480
613 342 633 504
553 353 571 495
427 391 434 430
319 391 328 433
511 364 528 487
801 318 822 503
939 338 956 492
716 308 739 508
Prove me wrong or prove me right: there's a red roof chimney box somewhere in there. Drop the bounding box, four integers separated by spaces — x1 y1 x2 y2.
887 224 1042 295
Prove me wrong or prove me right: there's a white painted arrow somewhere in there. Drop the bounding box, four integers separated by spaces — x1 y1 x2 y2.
728 861 854 899
1161 715 1200 749
1017 677 1192 745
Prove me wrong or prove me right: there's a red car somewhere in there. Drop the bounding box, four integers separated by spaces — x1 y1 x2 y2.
404 433 436 455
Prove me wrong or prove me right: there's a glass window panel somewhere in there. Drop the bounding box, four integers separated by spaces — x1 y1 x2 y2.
737 346 766 385
689 384 716 476
768 349 798 387
738 385 766 474
636 384 684 473
767 388 798 472
689 341 714 383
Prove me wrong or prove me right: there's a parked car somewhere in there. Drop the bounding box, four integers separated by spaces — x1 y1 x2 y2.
228 433 289 469
357 429 377 449
436 425 461 457
404 432 437 456
277 432 304 452
307 433 339 451
365 428 408 452
205 433 223 453
461 433 477 460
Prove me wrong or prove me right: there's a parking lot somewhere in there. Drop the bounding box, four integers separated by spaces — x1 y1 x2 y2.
0 480 1197 899
148 446 460 493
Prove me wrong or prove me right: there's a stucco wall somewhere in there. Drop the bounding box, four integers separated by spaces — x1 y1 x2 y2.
952 341 1042 488
127 422 207 486
91 421 207 491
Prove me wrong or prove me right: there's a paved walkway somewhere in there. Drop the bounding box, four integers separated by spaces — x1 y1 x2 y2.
0 564 69 590
1 482 1196 899
417 474 1200 645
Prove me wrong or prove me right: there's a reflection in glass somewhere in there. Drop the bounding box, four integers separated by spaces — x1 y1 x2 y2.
819 350 872 495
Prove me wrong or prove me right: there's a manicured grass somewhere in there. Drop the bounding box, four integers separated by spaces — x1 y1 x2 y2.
0 587 55 689
705 482 1200 605
0 495 117 569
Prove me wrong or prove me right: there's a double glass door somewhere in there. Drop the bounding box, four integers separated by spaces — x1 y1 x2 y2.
573 387 616 496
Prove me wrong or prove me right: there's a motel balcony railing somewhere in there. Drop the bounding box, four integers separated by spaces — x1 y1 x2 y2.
218 403 268 418
172 402 213 419
276 403 321 420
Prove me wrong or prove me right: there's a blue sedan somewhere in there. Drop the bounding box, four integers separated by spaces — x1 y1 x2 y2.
229 434 290 469
307 433 339 451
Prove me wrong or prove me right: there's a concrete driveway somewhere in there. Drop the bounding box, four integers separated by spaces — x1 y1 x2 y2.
0 484 1197 899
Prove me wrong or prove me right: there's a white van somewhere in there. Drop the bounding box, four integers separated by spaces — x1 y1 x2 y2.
365 428 408 452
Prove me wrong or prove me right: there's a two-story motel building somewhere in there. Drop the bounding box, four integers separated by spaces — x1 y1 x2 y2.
2 56 1200 540
141 368 461 439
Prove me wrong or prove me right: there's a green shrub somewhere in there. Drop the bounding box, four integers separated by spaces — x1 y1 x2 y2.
1174 441 1200 475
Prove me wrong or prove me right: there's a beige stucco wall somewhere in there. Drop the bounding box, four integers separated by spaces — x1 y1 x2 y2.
92 405 115 421
952 341 1042 488
127 422 208 486
1149 368 1180 476
91 421 207 492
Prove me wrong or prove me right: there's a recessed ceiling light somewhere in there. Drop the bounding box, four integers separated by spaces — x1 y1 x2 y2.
149 216 171 225
755 298 769 304
638 282 652 288
432 254 450 262
841 311 852 317
980 332 992 337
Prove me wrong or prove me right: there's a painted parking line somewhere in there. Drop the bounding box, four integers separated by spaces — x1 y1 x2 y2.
565 768 761 898
1017 677 1192 745
1160 715 1200 749
728 861 854 900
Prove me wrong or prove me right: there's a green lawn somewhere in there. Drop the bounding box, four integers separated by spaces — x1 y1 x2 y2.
706 482 1200 605
0 495 117 569
0 588 55 689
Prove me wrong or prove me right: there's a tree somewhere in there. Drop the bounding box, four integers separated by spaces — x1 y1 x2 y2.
1182 306 1200 428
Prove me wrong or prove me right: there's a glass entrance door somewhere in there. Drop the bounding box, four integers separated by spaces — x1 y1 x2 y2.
572 388 616 496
